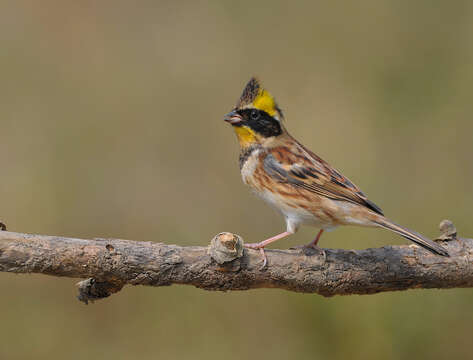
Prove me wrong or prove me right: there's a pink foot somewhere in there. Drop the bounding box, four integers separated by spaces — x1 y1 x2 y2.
244 231 292 269
290 229 326 260
244 243 268 269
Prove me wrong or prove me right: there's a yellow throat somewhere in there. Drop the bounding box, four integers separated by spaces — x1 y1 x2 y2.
233 126 257 147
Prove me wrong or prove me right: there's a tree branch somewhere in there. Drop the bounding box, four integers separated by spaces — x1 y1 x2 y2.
0 222 468 303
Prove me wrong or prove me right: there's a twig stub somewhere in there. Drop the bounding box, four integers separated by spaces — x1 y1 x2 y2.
77 278 124 304
436 219 457 241
208 232 244 264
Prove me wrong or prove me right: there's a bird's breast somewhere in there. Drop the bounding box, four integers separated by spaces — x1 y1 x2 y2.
239 153 351 229
239 146 261 184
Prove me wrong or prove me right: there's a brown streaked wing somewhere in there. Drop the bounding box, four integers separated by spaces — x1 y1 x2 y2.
266 142 384 215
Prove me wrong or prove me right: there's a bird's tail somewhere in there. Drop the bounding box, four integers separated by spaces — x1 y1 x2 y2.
373 217 449 257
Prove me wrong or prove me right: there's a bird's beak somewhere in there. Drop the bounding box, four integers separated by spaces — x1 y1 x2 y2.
224 110 243 125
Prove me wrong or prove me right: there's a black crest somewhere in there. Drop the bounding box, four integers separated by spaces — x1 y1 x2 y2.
236 77 261 109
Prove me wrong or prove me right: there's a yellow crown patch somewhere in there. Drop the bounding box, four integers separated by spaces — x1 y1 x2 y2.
252 89 277 117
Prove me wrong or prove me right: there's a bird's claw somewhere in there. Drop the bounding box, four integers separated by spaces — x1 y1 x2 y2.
258 248 267 269
290 244 326 261
244 243 268 270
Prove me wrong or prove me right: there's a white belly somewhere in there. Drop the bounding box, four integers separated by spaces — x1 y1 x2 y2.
240 149 337 233
256 188 328 233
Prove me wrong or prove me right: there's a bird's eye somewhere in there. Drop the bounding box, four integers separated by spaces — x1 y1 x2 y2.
250 110 260 120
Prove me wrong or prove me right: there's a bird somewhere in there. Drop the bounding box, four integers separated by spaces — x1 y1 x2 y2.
223 77 449 268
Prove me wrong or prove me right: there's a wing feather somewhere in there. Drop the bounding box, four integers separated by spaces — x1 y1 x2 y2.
265 141 384 215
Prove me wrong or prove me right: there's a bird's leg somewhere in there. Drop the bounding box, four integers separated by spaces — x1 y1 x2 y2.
307 229 324 247
290 229 326 260
245 231 292 269
304 229 326 259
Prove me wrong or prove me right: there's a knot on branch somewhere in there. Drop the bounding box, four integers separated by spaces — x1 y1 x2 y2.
436 219 457 241
77 278 124 304
208 232 243 264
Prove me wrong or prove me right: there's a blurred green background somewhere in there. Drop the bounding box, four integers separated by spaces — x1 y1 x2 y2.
1 1 473 359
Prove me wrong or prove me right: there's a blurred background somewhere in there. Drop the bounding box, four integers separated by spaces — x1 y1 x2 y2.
1 1 473 359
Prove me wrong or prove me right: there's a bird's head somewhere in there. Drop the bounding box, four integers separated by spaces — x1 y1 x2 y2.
224 77 284 148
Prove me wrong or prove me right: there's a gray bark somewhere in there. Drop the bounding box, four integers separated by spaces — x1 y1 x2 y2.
0 225 467 303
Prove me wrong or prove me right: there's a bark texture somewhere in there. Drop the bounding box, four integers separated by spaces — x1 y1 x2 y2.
0 227 468 303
